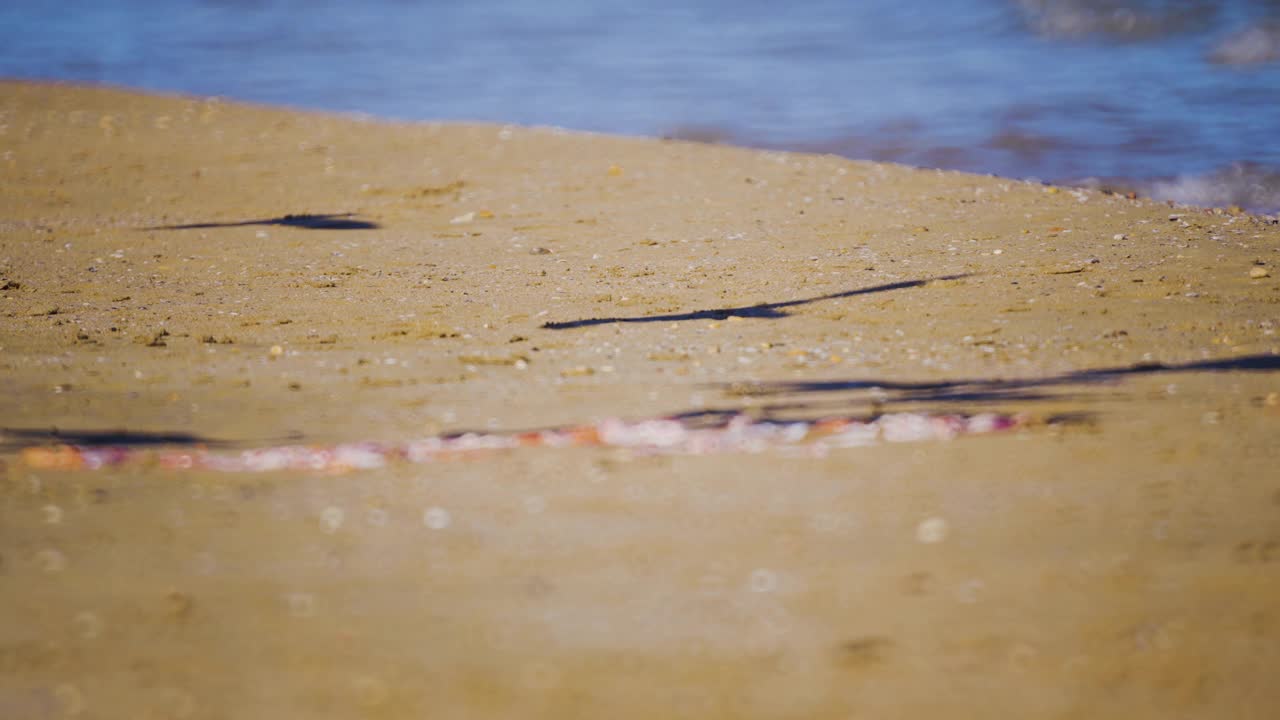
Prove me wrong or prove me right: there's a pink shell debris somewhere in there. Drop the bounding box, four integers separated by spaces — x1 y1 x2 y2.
17 411 1029 474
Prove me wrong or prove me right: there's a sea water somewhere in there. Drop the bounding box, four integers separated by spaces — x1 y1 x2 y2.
2 0 1278 210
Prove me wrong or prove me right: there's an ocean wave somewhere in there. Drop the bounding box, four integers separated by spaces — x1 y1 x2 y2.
1208 22 1280 65
1012 0 1217 41
1142 163 1280 213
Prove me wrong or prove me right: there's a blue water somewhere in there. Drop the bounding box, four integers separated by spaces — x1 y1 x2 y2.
3 0 1279 207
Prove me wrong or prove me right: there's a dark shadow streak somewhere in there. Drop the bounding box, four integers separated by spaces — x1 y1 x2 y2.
678 355 1279 432
722 354 1280 402
0 427 232 452
146 213 380 231
542 274 971 330
661 405 1098 429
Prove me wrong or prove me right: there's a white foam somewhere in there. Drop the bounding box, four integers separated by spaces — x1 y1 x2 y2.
1209 22 1280 66
1144 162 1280 214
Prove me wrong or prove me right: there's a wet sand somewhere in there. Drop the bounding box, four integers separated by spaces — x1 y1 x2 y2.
2 81 1279 718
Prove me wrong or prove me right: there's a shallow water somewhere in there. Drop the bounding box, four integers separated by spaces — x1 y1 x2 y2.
2 0 1280 208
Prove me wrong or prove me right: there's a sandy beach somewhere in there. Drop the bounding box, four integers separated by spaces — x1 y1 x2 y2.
2 81 1279 718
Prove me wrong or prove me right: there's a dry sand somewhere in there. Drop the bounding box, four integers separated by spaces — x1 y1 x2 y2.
2 81 1279 718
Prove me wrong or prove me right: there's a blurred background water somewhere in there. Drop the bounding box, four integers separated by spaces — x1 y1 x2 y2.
2 0 1279 209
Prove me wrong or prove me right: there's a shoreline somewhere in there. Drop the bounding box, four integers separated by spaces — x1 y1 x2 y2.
9 77 1280 216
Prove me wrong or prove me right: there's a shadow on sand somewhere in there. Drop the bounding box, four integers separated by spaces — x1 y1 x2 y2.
147 213 379 231
542 274 970 330
710 353 1280 415
0 428 231 452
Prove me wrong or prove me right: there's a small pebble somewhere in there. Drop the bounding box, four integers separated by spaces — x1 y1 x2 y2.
1249 266 1270 278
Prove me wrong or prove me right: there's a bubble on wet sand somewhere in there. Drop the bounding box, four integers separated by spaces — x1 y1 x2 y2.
423 506 451 530
351 674 390 708
54 683 84 716
320 506 345 533
36 548 67 573
748 568 778 593
366 507 389 527
73 611 102 640
285 592 317 617
915 517 950 544
955 578 985 604
153 688 197 718
808 512 845 534
519 661 561 690
193 551 218 575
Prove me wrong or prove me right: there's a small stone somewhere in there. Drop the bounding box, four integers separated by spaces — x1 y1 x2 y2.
138 329 169 347
1249 266 1270 278
450 211 476 224
269 345 284 357
163 588 195 616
